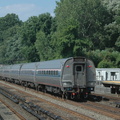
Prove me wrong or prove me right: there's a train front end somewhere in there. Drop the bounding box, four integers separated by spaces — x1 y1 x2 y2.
61 57 96 99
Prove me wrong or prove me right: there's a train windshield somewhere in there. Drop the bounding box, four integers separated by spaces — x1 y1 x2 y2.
76 65 83 72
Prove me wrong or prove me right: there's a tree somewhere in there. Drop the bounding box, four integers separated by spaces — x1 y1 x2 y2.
35 13 55 60
86 49 120 68
54 0 112 58
0 14 22 64
98 60 114 68
0 13 22 31
35 31 53 60
20 13 53 62
102 0 120 50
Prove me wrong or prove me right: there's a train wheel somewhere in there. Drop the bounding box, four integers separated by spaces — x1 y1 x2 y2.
43 88 47 93
64 93 68 99
65 93 71 99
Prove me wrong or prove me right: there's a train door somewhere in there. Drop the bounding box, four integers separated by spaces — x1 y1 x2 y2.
74 64 86 88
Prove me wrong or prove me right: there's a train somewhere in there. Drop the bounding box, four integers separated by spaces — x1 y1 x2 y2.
0 57 96 99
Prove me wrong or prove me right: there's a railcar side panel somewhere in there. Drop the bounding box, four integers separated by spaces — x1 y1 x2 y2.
35 59 67 88
62 58 73 88
0 66 4 79
20 63 37 83
3 65 11 80
86 60 96 89
10 64 22 80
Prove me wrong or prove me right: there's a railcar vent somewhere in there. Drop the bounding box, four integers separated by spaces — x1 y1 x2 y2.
73 57 86 62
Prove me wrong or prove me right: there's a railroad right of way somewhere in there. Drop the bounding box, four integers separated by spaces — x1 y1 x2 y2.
0 80 118 120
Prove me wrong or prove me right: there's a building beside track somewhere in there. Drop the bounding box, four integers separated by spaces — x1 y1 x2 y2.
95 68 120 94
96 68 120 81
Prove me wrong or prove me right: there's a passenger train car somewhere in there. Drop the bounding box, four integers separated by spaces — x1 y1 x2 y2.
0 57 96 99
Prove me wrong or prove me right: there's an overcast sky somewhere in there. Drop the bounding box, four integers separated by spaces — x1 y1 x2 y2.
0 0 59 21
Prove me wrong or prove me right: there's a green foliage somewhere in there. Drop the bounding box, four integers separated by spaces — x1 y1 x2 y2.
102 0 120 50
0 1 120 68
21 45 39 62
20 13 53 62
0 13 22 31
116 55 120 67
54 0 112 58
85 50 102 67
98 60 114 68
0 14 23 64
86 49 120 68
35 31 53 60
20 16 39 46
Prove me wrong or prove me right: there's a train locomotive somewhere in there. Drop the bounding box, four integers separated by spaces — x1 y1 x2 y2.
0 57 96 99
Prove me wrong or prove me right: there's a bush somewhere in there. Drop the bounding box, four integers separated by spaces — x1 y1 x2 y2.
98 60 114 68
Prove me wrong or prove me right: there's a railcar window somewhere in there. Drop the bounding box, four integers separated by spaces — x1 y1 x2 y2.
53 71 55 75
76 66 82 71
38 71 41 74
5 70 9 73
36 70 59 76
50 71 52 75
56 71 58 75
52 71 54 75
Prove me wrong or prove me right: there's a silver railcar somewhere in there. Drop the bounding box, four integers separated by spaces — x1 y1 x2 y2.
0 57 96 99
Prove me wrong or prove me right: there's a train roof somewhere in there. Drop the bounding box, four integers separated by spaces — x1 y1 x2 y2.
37 58 69 69
1 57 89 70
20 58 70 69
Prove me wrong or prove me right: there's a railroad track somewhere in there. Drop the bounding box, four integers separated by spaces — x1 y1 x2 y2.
0 86 62 120
92 93 120 101
0 81 95 120
0 80 119 120
0 97 26 120
67 100 120 120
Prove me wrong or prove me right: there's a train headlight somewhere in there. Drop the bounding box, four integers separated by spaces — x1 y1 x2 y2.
87 81 95 86
63 82 72 86
63 83 67 86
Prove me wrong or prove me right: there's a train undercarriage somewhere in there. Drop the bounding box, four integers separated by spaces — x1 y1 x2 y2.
2 78 93 100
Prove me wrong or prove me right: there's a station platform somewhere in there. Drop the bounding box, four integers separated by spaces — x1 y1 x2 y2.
93 84 119 97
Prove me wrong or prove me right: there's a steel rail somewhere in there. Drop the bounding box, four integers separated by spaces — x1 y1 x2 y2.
0 98 26 120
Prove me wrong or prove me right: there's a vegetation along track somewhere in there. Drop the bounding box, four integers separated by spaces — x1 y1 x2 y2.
0 80 119 120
